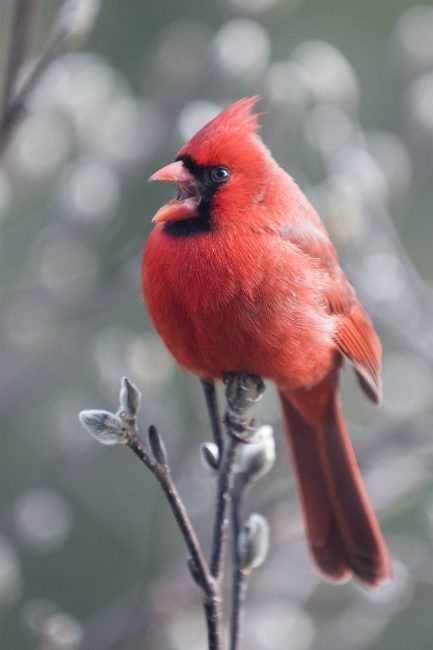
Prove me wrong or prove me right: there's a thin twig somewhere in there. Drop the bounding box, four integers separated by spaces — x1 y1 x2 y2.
1 0 35 120
230 477 249 650
228 397 272 650
201 379 224 459
128 435 222 650
210 437 239 578
209 374 265 580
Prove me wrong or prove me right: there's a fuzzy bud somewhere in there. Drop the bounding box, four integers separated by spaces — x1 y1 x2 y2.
79 409 128 446
200 442 220 474
235 425 275 483
238 513 270 574
147 425 168 466
119 377 141 417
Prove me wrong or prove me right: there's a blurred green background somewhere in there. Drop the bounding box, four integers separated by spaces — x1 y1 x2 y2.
1 0 433 648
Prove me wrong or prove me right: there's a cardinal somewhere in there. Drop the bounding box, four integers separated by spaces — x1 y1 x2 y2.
142 97 391 587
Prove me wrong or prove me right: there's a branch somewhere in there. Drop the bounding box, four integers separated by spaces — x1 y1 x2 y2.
201 379 224 460
128 435 222 650
79 378 221 650
210 437 239 579
78 374 271 650
229 426 275 650
230 477 248 650
209 374 265 580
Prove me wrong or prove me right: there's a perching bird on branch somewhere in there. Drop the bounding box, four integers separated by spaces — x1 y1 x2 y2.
142 97 391 587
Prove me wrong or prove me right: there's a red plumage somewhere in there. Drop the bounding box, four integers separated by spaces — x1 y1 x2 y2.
142 97 391 587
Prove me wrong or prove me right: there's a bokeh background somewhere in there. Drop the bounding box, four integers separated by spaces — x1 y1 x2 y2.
1 0 433 648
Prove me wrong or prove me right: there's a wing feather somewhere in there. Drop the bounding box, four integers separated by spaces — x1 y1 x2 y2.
279 204 382 404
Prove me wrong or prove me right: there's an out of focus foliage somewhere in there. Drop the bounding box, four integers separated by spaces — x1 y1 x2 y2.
1 1 433 649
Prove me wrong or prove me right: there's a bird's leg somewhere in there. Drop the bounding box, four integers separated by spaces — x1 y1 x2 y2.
201 378 224 462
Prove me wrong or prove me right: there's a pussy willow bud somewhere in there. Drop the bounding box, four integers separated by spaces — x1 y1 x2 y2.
147 425 168 466
200 442 220 474
238 513 270 574
79 409 128 446
119 377 141 417
235 425 275 483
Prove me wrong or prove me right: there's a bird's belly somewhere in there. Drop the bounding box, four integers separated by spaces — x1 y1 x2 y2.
150 288 335 390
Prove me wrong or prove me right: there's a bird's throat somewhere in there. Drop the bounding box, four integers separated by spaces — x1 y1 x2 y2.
163 212 212 237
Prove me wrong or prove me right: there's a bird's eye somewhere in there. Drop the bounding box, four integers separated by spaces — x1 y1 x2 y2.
211 167 230 183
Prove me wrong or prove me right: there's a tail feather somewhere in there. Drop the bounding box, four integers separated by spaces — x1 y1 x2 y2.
279 385 391 588
279 394 350 582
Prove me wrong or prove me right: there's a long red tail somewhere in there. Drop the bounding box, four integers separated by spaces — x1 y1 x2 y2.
279 382 391 587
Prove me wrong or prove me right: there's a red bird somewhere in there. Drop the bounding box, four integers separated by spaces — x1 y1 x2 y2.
142 97 391 587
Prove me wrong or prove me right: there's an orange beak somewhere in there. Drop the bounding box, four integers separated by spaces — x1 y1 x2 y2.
149 161 200 223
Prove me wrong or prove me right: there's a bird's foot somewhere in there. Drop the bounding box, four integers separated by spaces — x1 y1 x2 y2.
223 373 265 441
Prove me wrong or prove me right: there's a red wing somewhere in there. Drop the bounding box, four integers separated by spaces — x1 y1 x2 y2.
333 303 382 404
279 205 382 403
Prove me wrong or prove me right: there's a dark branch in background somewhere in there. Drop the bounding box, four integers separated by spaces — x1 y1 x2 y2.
1 0 35 120
79 375 272 650
0 31 64 156
0 0 101 157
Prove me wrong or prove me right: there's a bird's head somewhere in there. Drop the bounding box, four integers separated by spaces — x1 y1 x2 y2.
149 97 275 234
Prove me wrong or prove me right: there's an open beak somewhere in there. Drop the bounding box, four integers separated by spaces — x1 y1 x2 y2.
148 160 200 223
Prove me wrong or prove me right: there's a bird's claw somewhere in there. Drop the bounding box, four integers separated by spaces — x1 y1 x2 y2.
223 373 264 441
223 373 265 412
